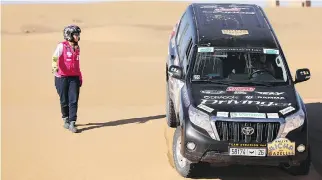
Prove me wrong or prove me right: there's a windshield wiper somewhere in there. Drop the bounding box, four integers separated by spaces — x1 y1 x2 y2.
262 81 288 86
209 81 238 86
191 79 236 85
192 79 277 87
229 81 273 87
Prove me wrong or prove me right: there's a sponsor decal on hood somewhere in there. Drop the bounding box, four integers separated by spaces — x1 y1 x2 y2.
267 113 279 118
216 111 229 117
234 91 247 95
200 90 226 94
191 84 298 113
226 86 255 92
221 29 249 36
204 95 239 100
245 96 285 100
197 104 214 113
200 99 291 107
279 106 296 115
254 91 284 96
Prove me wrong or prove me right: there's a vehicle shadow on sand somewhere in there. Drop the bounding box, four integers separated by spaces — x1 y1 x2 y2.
306 102 322 177
76 114 166 133
194 165 319 180
193 102 322 180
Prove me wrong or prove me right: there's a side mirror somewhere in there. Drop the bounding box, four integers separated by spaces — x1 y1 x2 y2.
168 65 183 79
294 68 311 84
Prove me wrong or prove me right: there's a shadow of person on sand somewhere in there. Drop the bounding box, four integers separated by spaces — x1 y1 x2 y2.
189 102 322 180
76 114 166 133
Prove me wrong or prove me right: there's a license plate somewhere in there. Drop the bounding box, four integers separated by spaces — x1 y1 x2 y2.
229 147 266 157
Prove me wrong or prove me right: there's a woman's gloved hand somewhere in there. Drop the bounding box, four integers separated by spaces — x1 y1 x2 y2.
52 66 58 74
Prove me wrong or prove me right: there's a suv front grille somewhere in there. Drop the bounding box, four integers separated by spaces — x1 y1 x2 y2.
215 121 280 143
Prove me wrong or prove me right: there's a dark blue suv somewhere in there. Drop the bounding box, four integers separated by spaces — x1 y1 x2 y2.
165 3 312 178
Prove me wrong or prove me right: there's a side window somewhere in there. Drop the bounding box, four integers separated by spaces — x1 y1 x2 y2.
178 24 189 60
182 39 193 76
175 12 188 46
185 38 193 63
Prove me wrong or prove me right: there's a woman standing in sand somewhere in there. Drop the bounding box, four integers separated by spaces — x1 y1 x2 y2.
51 24 83 133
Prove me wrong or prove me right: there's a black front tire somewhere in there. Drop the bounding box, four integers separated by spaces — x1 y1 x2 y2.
282 150 311 176
173 127 206 178
166 83 178 128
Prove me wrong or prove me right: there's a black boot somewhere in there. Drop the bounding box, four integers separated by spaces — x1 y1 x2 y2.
69 121 78 133
63 117 70 129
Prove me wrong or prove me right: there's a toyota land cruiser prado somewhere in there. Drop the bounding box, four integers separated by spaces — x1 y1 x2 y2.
165 3 312 178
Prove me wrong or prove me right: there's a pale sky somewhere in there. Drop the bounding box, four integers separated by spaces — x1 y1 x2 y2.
2 0 322 7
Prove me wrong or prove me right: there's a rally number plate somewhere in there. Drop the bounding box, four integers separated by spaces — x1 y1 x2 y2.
229 147 266 157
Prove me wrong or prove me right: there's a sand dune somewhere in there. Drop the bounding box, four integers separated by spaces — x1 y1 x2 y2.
1 2 322 180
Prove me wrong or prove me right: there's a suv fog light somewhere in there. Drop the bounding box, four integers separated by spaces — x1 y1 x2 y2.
186 142 196 150
297 144 305 152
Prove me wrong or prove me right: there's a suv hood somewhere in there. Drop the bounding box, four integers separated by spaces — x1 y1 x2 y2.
190 84 299 116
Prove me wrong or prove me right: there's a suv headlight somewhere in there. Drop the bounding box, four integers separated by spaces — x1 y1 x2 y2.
188 105 216 139
280 108 305 138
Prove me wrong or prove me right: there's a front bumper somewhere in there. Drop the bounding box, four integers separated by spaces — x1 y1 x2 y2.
181 119 309 166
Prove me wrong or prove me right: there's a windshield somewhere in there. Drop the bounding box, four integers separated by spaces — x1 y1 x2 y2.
191 47 290 85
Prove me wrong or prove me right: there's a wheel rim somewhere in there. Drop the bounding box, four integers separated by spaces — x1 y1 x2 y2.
175 136 187 168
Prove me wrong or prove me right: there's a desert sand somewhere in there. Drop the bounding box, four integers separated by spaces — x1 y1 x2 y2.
1 2 322 180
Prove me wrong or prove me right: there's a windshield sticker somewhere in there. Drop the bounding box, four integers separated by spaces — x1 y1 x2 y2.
197 104 214 113
222 11 255 15
200 5 217 8
215 7 241 12
193 75 200 80
198 47 214 53
226 87 255 92
200 99 292 107
214 54 228 58
263 48 279 55
267 113 279 118
200 6 256 15
279 106 295 115
203 96 239 100
230 112 266 119
216 111 229 117
222 29 249 36
213 47 263 53
255 91 284 96
200 90 226 95
245 96 285 100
